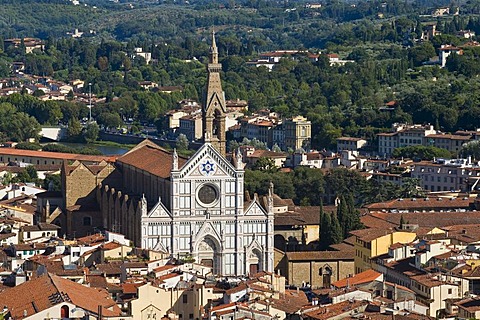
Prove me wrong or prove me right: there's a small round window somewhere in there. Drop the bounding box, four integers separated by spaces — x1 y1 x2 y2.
198 184 218 206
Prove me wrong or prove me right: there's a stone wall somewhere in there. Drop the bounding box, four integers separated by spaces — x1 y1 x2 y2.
97 183 143 247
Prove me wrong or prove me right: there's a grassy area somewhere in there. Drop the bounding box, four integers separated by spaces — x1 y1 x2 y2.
92 140 136 149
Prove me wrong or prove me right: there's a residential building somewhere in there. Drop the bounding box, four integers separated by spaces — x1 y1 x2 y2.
425 133 470 153
284 116 311 151
439 45 463 67
133 47 152 64
0 273 124 319
242 148 288 168
0 148 117 166
457 30 476 39
410 273 462 317
351 228 417 274
178 114 203 140
410 158 480 192
377 123 437 156
336 137 367 153
4 38 44 54
457 298 480 319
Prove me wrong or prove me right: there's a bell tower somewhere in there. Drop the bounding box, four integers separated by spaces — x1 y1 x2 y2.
203 30 227 156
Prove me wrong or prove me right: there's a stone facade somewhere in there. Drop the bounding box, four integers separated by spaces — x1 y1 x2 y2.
203 31 227 156
59 160 120 237
277 251 354 288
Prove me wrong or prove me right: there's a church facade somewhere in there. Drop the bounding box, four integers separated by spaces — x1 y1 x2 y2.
94 32 274 275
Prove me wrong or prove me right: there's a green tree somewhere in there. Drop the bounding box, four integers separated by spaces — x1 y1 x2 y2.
43 174 61 191
252 157 278 173
67 118 82 139
330 213 343 245
176 133 189 151
461 141 480 160
97 112 122 129
320 209 331 250
319 201 325 249
392 145 452 161
292 167 324 205
84 123 99 143
408 42 436 66
336 195 349 237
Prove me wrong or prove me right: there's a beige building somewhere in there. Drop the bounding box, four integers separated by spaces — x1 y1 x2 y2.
377 123 437 157
457 298 480 319
351 228 417 274
410 158 480 192
0 148 116 166
278 250 354 288
178 114 203 140
337 137 367 152
410 273 463 317
284 116 311 150
131 278 220 320
425 133 471 154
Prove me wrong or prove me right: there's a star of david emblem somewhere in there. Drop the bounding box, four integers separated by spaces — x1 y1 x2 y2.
200 160 216 176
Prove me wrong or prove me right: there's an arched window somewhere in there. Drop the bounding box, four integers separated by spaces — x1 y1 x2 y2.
60 305 69 318
83 216 92 226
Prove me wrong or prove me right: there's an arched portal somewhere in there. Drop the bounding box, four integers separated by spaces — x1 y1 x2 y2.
247 248 263 275
197 236 221 274
322 265 332 288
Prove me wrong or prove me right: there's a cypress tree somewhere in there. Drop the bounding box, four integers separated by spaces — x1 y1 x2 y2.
319 200 324 248
337 195 348 238
344 193 363 237
320 210 331 250
331 213 343 245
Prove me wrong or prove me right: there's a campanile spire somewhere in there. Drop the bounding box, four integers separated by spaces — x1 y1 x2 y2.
203 29 227 156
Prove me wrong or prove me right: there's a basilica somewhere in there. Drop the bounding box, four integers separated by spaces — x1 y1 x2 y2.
60 32 274 276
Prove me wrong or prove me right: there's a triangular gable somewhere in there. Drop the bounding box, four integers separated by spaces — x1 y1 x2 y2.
121 139 167 157
152 239 168 253
205 92 226 113
245 237 263 253
147 198 172 218
194 220 222 245
176 143 237 179
244 197 268 217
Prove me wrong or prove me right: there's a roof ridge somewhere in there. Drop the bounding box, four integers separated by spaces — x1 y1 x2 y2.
121 139 169 156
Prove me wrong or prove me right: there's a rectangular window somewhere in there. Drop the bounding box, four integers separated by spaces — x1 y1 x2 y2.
183 295 188 303
179 197 190 209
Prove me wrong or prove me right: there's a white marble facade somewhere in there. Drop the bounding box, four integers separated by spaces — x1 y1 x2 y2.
140 144 274 275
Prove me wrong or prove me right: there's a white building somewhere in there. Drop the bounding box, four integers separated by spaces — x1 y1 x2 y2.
411 157 480 192
378 123 437 157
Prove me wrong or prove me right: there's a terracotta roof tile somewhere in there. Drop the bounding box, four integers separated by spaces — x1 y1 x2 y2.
117 141 187 179
370 211 480 229
0 273 122 318
332 269 382 288
0 148 117 162
365 197 473 211
304 300 368 320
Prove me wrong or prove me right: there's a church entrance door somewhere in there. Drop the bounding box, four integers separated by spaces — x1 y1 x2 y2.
197 236 220 274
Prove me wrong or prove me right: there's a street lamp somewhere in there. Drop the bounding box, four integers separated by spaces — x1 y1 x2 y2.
88 82 92 123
